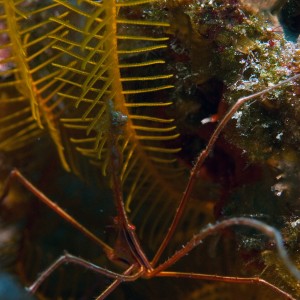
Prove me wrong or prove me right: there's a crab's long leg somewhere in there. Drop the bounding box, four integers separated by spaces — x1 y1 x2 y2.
0 169 113 256
155 272 296 300
95 264 142 300
151 74 300 266
27 252 142 294
151 217 300 279
149 217 300 299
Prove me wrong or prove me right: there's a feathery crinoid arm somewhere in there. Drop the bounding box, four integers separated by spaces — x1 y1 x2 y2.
0 1 70 170
0 0 41 152
50 0 186 243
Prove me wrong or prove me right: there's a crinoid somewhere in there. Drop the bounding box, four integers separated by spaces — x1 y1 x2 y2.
0 0 300 299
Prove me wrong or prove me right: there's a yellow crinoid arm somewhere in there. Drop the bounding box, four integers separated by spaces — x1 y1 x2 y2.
0 1 71 170
50 0 188 243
